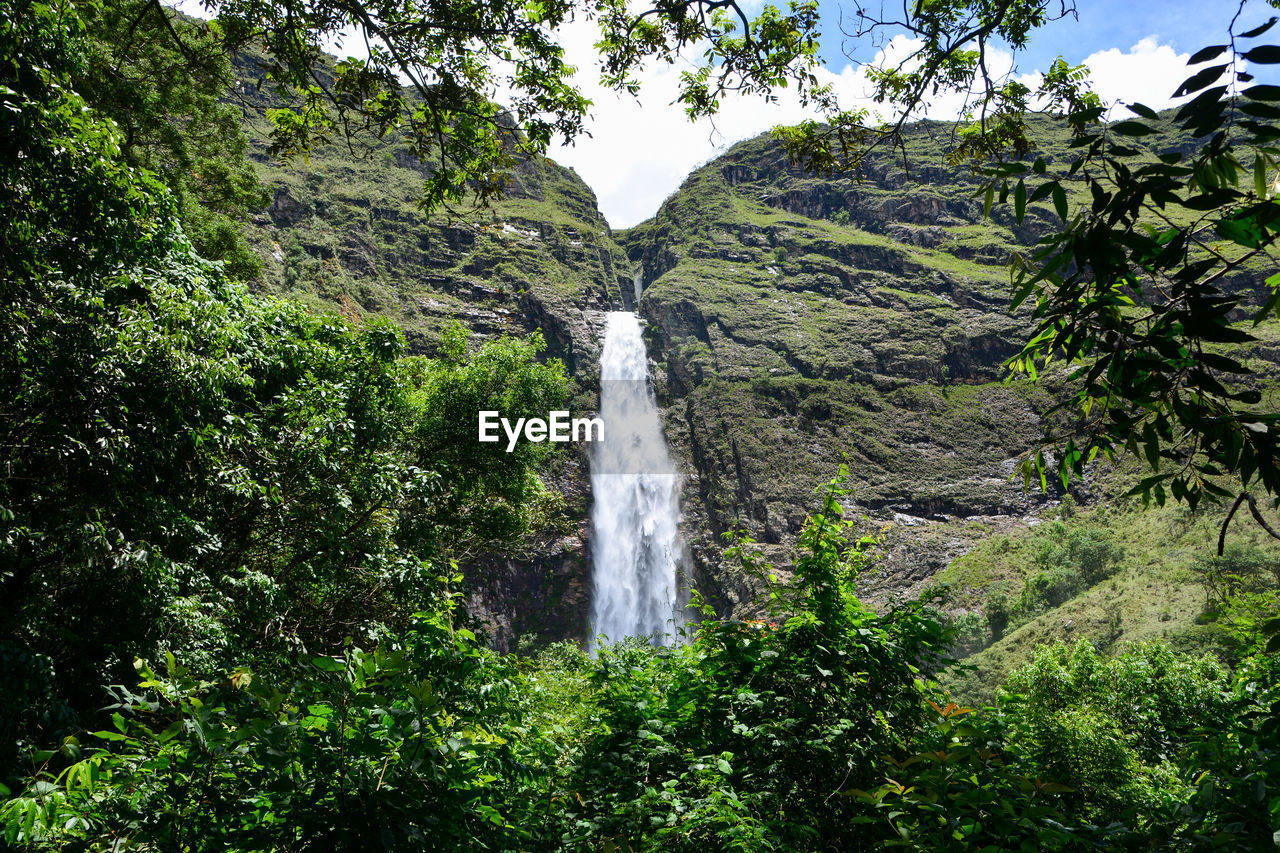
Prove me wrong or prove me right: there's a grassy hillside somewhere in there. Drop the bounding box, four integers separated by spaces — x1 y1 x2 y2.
934 463 1280 700
619 124 1063 612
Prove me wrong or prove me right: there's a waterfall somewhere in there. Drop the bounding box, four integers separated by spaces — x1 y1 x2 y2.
588 311 684 650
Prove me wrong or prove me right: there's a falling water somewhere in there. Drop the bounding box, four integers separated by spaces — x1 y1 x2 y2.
588 311 684 650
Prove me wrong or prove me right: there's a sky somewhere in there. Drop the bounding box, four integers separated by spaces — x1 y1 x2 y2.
545 0 1278 228
179 0 1276 228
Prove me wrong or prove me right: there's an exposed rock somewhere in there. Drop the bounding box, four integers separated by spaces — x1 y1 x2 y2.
267 184 310 226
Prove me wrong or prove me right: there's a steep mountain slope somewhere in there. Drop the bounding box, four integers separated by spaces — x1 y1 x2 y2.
621 123 1280 686
623 125 1071 613
232 69 1280 671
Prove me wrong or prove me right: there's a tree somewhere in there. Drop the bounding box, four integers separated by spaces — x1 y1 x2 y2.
0 0 568 779
778 1 1280 536
401 323 569 558
72 0 269 278
985 24 1280 524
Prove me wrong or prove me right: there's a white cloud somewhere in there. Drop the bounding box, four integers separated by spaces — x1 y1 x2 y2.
550 32 1208 228
1080 37 1194 112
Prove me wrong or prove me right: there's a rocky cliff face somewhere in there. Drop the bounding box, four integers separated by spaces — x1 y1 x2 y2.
235 84 639 647
229 73 1280 698
621 126 1071 616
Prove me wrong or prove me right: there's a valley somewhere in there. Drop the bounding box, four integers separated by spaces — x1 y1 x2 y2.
6 2 1280 846
234 80 1280 691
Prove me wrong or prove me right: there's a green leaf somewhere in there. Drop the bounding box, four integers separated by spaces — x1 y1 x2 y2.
1242 45 1280 64
1111 120 1153 136
1174 64 1228 97
1187 45 1228 64
91 730 128 741
1014 179 1027 223
1244 83 1280 101
1051 184 1068 221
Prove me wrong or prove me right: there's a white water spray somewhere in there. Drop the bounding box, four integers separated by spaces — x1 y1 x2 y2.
588 312 684 649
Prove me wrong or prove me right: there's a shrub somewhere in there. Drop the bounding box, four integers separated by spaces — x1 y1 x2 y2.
1067 528 1124 585
987 588 1012 639
1003 640 1233 824
1020 566 1084 612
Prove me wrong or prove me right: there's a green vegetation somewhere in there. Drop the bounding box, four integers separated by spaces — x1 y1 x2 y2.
242 126 629 356
5 471 1278 850
929 468 1280 702
155 0 830 213
77 0 268 278
984 32 1280 512
4 0 1280 849
624 122 1081 607
1 0 565 790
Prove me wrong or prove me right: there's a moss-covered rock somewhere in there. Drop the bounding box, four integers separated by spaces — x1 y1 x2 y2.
618 126 1071 616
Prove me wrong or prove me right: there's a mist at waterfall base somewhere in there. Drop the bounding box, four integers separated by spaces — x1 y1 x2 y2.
588 312 685 651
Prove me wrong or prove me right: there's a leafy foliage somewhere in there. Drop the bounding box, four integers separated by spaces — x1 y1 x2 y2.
2 613 535 852
0 0 565 783
402 323 569 555
984 21 1280 514
773 0 1089 176
198 0 828 212
4 1 1280 850
562 471 949 851
77 0 269 278
1003 641 1234 824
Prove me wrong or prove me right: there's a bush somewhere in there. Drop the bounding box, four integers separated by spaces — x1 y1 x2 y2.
1003 640 1233 824
1192 544 1278 609
949 610 988 656
1067 528 1124 585
1 614 537 852
987 588 1012 639
561 470 948 851
1020 566 1084 612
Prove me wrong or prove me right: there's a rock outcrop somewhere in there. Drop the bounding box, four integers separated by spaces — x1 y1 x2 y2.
622 127 1068 617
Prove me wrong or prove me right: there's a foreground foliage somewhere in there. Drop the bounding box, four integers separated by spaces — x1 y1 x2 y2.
5 474 1278 850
